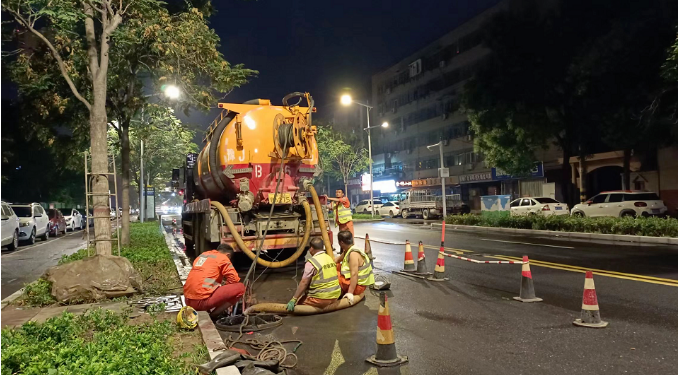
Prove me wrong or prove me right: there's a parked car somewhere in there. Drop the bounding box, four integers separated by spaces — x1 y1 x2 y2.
11 203 50 244
61 208 84 231
509 197 570 217
355 199 384 214
48 208 67 236
571 191 668 218
1 201 20 250
378 201 401 218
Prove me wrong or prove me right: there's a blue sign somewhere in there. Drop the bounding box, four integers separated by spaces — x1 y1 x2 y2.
481 195 512 211
491 162 544 181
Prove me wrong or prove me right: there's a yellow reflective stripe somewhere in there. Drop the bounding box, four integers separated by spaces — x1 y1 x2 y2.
308 253 341 299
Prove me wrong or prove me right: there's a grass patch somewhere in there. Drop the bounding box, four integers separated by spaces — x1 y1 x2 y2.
352 213 383 220
0 308 208 375
13 222 181 307
445 214 678 237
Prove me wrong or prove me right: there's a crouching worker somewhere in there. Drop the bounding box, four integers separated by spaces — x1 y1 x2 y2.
335 230 374 305
184 244 246 319
287 238 341 311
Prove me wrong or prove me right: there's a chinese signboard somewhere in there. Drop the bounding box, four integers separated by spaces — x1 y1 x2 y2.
458 172 493 184
491 163 544 180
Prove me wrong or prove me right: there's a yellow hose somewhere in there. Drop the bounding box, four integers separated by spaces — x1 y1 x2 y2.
211 200 312 268
308 185 333 257
244 293 365 316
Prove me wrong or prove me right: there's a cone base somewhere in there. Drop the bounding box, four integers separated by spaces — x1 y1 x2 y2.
392 271 428 279
573 318 608 328
366 355 409 367
401 266 416 272
512 296 543 303
427 276 449 282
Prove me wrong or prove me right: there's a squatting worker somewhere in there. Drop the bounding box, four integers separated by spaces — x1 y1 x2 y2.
184 244 245 318
335 230 374 305
327 189 354 236
286 238 341 311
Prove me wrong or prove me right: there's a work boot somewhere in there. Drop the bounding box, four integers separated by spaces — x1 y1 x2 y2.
197 350 242 374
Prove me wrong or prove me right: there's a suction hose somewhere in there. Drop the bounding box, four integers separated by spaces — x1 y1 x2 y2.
307 185 333 257
211 200 312 268
244 293 365 316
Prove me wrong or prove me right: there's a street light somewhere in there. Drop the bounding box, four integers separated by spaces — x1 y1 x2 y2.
164 85 181 99
427 141 448 219
339 93 388 217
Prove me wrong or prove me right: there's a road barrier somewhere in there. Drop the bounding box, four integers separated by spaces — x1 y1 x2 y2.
442 253 525 264
366 292 408 367
573 271 608 328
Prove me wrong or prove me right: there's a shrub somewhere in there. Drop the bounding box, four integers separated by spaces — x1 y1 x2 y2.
12 278 56 307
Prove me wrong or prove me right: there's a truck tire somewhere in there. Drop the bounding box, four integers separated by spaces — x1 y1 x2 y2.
401 209 408 219
422 209 430 220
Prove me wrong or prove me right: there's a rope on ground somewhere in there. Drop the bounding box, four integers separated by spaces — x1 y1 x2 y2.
224 334 301 369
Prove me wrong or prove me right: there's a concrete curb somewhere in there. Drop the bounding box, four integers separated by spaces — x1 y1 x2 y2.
352 218 385 223
431 223 678 246
0 285 31 309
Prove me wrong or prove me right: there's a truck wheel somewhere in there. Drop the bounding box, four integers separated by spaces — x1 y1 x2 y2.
422 209 430 220
401 209 408 219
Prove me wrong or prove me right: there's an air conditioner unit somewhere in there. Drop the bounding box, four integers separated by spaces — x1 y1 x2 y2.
442 113 448 120
442 139 450 146
439 60 446 68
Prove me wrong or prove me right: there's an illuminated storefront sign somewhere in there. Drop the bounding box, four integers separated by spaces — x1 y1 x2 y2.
361 174 397 193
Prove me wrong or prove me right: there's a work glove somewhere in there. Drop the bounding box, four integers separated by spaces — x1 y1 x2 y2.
343 293 354 305
286 298 297 312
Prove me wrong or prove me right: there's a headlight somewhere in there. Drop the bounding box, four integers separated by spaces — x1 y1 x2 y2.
20 222 31 227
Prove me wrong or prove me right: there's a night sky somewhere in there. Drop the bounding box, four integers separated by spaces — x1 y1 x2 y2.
182 0 501 138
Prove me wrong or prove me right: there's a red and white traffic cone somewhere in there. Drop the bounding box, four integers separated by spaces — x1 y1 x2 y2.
366 292 408 367
513 256 542 302
365 233 375 262
427 221 449 281
573 271 608 328
400 240 416 272
415 241 430 275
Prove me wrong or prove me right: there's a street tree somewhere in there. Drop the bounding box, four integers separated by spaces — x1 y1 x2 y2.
316 125 369 195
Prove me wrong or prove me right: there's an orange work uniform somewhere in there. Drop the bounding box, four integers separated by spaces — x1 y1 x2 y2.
184 250 245 312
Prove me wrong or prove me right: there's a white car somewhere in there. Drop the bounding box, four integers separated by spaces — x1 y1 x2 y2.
509 197 570 216
355 199 384 214
378 201 401 218
62 208 84 231
571 191 668 218
1 201 20 250
11 203 50 244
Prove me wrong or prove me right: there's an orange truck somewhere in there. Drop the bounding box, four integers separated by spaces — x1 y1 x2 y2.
181 93 332 267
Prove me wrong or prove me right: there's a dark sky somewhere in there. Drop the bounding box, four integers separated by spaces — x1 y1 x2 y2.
182 0 501 137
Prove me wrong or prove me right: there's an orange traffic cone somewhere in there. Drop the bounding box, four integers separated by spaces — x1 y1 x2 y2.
400 240 416 272
513 256 542 303
365 233 375 262
366 292 408 367
573 271 608 328
427 251 449 281
415 241 430 275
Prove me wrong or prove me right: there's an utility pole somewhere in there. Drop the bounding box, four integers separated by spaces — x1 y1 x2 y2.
428 141 447 217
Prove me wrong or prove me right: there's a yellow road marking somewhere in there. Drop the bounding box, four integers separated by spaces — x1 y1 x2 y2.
490 255 678 287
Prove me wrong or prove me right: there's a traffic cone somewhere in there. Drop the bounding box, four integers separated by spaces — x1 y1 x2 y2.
366 292 408 367
513 256 542 303
365 233 375 261
415 241 430 275
400 240 416 272
573 271 608 328
427 251 449 281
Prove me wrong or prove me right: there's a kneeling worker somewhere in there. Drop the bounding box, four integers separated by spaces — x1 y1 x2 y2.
335 230 374 305
184 244 246 318
287 238 341 311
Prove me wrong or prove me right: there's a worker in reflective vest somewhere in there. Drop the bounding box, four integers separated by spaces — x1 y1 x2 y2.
327 189 354 236
184 244 245 318
286 238 341 311
335 230 374 305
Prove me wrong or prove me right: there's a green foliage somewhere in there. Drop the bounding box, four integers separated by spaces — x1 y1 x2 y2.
445 214 678 237
352 213 380 220
316 125 369 190
13 279 56 307
1 308 206 374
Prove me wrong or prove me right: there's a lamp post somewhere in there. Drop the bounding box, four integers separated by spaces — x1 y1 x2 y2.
340 94 388 217
427 141 447 218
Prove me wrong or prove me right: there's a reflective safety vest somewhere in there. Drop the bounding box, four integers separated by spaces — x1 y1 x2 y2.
336 202 353 224
307 253 341 299
341 246 375 286
184 250 239 300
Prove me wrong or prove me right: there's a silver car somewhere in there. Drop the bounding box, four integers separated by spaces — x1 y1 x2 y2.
11 203 50 244
1 201 20 250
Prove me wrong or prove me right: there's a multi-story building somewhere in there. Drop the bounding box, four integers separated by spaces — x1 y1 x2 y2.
364 0 563 211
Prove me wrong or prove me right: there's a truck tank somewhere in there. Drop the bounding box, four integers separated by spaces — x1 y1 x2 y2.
182 93 332 266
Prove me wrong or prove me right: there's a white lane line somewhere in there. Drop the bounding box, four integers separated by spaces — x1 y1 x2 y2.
1 231 83 256
479 238 574 249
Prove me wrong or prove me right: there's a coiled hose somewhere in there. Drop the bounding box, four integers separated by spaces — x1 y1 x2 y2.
307 184 333 257
244 293 365 316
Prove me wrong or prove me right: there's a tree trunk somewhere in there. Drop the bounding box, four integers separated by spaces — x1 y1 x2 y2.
623 148 631 190
91 83 112 255
120 120 131 245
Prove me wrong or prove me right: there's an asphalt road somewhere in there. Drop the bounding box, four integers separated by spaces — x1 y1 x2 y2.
1 229 88 299
226 221 678 375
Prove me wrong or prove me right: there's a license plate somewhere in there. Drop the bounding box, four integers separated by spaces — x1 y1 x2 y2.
652 209 659 214
268 193 292 204
555 206 562 210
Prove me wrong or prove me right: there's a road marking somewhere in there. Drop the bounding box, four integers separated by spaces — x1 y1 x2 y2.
1 231 83 256
490 255 678 287
480 238 574 249
422 245 471 254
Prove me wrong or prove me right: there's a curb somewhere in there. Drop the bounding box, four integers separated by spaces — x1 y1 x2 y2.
0 285 30 310
431 223 678 246
352 218 386 223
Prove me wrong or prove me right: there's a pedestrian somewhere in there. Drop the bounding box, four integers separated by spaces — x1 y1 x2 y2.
334 230 374 305
327 189 353 236
183 244 246 318
286 238 341 311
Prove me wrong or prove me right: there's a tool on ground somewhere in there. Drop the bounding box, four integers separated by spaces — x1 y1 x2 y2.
513 255 542 302
177 306 199 329
371 274 391 290
573 271 608 328
400 240 416 272
366 292 408 367
415 241 431 275
135 295 183 312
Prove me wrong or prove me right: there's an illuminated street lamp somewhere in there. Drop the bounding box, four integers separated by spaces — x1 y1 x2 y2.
164 84 181 99
340 94 388 217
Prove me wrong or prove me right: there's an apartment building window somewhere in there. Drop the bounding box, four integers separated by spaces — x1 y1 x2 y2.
416 158 439 171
